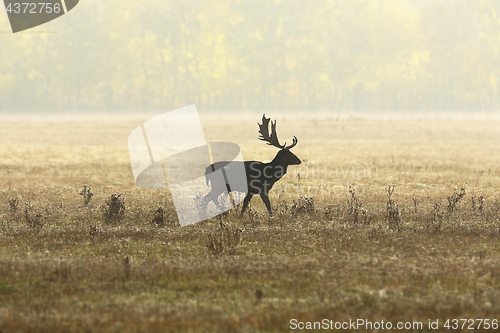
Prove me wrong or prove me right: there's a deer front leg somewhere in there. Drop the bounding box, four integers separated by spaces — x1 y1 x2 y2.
239 194 253 217
260 193 273 217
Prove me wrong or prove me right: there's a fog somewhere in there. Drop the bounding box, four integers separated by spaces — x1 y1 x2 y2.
1 0 500 114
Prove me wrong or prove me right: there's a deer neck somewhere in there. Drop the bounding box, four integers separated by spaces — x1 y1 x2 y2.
268 156 289 180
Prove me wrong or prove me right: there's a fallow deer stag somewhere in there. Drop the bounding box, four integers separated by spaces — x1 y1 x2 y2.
203 114 301 217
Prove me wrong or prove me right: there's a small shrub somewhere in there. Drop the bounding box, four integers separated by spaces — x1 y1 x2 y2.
151 206 176 227
151 207 165 227
103 194 126 224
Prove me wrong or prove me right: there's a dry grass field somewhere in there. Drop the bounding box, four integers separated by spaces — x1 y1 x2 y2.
1 112 500 332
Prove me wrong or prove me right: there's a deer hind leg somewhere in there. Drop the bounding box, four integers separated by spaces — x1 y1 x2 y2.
260 193 273 217
203 190 220 210
239 194 253 217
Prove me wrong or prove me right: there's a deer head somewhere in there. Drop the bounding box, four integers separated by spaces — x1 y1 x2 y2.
258 114 301 166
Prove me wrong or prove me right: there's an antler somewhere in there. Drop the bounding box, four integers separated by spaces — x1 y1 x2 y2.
258 114 284 149
284 136 298 150
258 114 298 150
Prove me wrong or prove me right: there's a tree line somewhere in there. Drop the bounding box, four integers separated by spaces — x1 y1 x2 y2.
1 0 499 112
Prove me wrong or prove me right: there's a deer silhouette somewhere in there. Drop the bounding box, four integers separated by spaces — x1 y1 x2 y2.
203 114 301 217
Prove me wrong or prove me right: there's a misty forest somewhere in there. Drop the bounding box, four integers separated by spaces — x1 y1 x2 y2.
1 0 500 112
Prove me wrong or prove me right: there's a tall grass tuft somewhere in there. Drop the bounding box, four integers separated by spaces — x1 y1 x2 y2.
207 220 242 255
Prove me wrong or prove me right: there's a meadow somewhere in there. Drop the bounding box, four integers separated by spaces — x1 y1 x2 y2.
0 113 500 332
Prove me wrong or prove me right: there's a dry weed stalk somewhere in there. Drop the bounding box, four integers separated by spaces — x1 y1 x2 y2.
428 201 444 232
8 197 18 213
276 196 289 217
79 185 94 206
386 185 401 230
413 198 419 214
346 186 367 224
123 256 131 282
24 201 45 231
447 184 467 214
471 193 484 212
